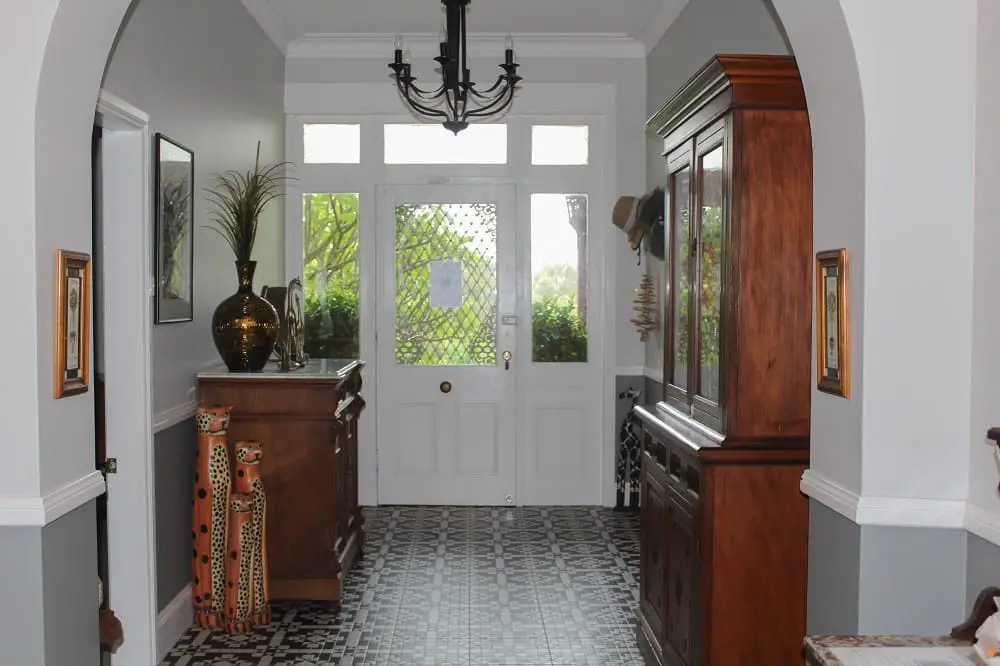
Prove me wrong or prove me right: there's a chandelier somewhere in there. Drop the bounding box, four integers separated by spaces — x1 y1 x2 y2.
388 0 522 135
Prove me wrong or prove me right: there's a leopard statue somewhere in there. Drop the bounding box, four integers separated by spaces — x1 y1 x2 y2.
224 494 255 634
233 440 270 625
191 405 233 629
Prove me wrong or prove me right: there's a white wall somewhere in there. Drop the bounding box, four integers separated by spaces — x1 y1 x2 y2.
966 0 1000 536
285 52 647 373
643 0 791 386
102 0 286 416
848 1 976 504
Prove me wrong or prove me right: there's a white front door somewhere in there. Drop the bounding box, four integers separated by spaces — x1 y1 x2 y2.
375 185 603 506
376 185 517 505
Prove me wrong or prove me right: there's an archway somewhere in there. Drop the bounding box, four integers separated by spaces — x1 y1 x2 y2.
4 0 870 662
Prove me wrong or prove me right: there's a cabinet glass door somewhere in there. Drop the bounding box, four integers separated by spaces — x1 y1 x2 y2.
665 145 694 409
695 142 724 408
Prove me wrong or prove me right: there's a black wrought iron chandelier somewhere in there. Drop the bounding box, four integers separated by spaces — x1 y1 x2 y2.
388 0 522 135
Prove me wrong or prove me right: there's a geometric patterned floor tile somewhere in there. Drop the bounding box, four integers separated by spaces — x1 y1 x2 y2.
159 506 642 666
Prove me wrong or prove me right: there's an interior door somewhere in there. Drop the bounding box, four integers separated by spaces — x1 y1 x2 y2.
376 184 517 505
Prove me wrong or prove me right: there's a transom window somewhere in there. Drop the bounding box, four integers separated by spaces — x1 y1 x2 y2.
531 125 589 165
383 123 508 165
302 123 361 164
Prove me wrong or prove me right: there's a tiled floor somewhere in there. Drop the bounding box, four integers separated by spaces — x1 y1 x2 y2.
160 506 642 665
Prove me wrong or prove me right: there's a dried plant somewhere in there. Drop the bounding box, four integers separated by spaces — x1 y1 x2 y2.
160 177 190 298
205 142 293 263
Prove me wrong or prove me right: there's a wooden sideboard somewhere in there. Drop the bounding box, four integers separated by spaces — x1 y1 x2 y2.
197 359 365 610
637 54 812 666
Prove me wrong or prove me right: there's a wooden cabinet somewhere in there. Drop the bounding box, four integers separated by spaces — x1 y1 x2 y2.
637 54 812 666
197 359 365 610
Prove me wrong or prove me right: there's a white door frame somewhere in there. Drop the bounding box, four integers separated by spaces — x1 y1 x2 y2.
95 90 159 666
283 82 620 506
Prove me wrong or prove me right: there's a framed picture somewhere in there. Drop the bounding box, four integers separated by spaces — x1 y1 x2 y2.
154 133 194 324
816 248 850 397
53 249 91 398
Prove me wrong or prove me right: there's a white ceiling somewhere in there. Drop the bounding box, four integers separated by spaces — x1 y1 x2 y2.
241 0 688 55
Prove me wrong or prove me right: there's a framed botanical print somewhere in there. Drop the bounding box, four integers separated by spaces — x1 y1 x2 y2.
816 248 850 397
54 249 91 398
154 133 194 324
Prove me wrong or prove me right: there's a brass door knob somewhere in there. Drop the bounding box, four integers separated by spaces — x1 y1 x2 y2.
440 381 452 394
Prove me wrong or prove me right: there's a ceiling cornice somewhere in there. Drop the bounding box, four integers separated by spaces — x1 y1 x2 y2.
287 33 647 60
240 0 289 54
640 0 691 55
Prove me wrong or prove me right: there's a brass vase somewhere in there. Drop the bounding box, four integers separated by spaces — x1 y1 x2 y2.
211 261 279 372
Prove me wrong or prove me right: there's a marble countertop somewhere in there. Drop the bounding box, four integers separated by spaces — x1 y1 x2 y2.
197 358 364 381
805 635 974 665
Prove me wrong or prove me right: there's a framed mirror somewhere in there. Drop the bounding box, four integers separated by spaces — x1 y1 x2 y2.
154 133 194 324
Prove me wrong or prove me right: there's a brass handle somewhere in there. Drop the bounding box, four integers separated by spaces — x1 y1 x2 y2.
440 381 452 394
503 350 512 370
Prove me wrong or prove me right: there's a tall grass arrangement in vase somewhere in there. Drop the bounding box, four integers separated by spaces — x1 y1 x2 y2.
206 141 292 263
206 142 294 372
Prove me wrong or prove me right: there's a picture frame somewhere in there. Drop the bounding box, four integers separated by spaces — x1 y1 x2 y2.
816 248 850 397
53 249 91 398
154 133 194 324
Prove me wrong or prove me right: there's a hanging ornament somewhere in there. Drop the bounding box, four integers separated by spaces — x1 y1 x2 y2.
630 272 657 342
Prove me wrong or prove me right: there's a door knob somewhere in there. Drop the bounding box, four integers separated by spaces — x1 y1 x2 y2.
503 350 512 370
440 381 452 394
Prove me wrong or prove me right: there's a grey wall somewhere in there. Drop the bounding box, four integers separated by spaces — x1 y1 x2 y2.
967 533 1000 612
0 503 99 666
808 500 969 636
806 500 861 635
102 0 286 417
643 0 791 380
155 418 197 611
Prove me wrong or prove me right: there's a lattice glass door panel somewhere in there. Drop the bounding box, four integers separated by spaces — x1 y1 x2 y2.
394 203 499 366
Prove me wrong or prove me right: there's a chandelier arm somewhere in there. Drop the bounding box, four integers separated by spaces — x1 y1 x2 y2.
468 75 511 98
401 90 452 121
396 76 447 99
396 81 451 120
462 86 516 120
408 84 448 100
463 93 515 122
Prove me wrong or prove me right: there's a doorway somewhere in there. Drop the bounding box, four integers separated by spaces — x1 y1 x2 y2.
375 184 603 506
94 90 159 666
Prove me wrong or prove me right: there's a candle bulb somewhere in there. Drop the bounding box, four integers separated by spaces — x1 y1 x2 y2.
505 33 514 65
394 34 403 64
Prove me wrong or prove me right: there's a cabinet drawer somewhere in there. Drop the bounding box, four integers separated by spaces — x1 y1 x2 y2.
200 381 340 417
665 448 702 512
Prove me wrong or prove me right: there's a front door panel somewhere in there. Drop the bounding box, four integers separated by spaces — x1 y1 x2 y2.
377 186 516 505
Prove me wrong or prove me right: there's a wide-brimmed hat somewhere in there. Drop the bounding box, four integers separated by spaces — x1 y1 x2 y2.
613 195 646 250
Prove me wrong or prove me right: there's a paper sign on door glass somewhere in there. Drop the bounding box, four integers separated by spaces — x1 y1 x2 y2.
430 260 463 309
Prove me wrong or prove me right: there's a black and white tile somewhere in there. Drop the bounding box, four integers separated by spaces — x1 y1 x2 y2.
160 506 641 666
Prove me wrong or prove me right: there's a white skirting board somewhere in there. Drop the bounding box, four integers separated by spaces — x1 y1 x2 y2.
156 584 192 661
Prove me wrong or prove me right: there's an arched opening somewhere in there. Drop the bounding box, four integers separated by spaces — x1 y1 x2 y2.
8 0 878 662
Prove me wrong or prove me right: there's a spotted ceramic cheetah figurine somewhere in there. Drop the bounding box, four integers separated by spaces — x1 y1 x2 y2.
233 440 270 625
224 493 255 634
192 405 233 630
